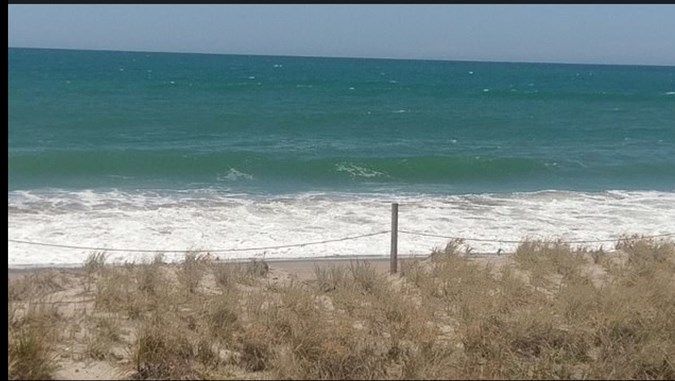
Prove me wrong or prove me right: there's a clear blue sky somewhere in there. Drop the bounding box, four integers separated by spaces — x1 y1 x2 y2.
8 4 675 66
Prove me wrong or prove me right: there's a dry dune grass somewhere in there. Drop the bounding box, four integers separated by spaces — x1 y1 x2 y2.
8 302 61 380
7 235 675 380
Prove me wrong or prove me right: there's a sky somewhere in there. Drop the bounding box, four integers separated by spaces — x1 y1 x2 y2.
8 4 675 66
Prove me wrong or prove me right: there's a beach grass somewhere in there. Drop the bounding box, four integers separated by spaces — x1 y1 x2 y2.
7 235 675 380
8 302 61 380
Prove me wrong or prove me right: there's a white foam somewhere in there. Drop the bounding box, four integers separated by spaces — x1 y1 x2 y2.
666 91 675 95
335 163 385 179
217 168 254 182
8 189 675 268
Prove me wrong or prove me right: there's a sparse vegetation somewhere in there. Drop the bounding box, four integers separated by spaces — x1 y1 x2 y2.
178 251 211 293
8 270 69 302
8 303 60 380
7 236 675 380
84 251 108 273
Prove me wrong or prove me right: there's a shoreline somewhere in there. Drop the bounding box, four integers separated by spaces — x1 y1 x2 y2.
10 190 675 267
7 252 512 282
6 255 412 280
7 250 513 269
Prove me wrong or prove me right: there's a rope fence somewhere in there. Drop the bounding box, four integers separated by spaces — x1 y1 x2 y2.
9 227 675 306
7 230 390 253
9 204 675 306
8 230 675 253
8 202 675 276
398 230 675 244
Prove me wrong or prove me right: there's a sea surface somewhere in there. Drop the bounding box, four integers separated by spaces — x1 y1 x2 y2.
8 48 675 267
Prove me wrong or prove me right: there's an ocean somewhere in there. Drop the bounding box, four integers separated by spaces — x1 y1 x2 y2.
8 47 675 267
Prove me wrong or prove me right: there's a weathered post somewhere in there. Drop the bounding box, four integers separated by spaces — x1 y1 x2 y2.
390 202 398 274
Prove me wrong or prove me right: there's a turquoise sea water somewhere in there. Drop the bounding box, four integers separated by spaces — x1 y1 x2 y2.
7 48 675 266
9 48 675 193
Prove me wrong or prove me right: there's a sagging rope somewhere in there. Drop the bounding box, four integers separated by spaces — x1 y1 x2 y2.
399 230 675 244
8 230 674 254
7 230 390 253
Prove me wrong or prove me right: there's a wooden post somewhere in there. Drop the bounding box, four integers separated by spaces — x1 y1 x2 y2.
390 202 398 274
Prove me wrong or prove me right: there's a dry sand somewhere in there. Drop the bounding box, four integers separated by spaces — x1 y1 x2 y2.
6 254 527 380
7 257 397 380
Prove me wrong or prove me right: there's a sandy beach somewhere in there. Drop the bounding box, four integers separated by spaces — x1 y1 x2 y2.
8 254 506 380
7 257 395 283
10 237 675 380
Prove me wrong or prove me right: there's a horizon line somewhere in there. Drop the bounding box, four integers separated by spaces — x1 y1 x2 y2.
8 45 675 68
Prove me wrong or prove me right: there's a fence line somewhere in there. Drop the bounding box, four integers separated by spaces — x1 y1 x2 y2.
8 230 675 254
7 230 390 253
399 230 675 244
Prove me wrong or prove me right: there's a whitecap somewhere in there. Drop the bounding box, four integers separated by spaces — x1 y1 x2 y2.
218 168 254 182
335 163 385 179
